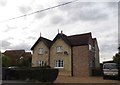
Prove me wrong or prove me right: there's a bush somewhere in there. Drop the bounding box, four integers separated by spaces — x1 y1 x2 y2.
2 67 59 82
92 68 103 76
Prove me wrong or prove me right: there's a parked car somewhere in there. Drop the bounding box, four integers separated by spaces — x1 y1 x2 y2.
8 66 18 69
103 63 118 79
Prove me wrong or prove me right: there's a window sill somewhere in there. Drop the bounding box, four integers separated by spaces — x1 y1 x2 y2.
54 67 64 69
38 54 44 55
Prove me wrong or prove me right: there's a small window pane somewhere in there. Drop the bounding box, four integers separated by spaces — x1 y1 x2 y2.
55 60 64 68
37 60 44 67
39 48 44 54
57 46 62 52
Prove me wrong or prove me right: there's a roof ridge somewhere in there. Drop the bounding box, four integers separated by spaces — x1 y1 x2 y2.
41 36 52 42
68 32 91 37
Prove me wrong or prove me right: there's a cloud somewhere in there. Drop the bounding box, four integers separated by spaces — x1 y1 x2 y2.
1 40 11 49
51 15 65 25
2 42 31 51
19 5 32 14
35 12 46 19
27 36 36 40
50 2 109 26
100 43 118 53
34 5 47 19
0 0 7 6
107 2 118 9
11 43 31 51
4 25 16 32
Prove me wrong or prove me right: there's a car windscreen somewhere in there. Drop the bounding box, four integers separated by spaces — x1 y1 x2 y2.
103 63 117 69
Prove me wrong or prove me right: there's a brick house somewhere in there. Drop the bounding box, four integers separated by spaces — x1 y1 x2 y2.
3 50 32 66
31 32 100 77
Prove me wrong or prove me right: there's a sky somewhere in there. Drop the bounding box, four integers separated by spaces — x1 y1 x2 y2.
0 0 119 63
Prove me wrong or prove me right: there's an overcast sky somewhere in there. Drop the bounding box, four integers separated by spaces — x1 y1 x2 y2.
0 0 119 63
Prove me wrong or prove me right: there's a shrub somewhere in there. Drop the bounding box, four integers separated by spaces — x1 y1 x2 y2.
3 67 59 82
92 68 103 76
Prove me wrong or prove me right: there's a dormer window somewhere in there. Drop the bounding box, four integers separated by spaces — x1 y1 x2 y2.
56 46 63 53
39 48 44 54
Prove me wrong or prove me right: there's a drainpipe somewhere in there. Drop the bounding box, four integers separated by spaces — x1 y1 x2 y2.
48 48 50 66
71 46 73 76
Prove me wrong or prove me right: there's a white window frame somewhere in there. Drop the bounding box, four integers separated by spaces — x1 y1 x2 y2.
37 60 44 67
39 48 44 54
55 60 64 68
56 46 63 53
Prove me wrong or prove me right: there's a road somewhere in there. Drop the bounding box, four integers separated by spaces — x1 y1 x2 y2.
1 76 120 85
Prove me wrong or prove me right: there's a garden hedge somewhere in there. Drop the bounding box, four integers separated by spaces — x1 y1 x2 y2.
2 67 59 82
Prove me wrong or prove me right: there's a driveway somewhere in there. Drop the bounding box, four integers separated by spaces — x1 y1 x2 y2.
54 76 119 83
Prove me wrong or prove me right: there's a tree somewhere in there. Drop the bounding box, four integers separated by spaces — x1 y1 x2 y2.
16 57 32 67
113 53 120 64
2 54 12 67
113 47 120 80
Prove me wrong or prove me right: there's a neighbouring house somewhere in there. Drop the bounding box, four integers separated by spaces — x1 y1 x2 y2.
31 32 100 77
3 50 32 67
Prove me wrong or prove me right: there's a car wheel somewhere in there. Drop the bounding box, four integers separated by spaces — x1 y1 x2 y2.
103 75 106 79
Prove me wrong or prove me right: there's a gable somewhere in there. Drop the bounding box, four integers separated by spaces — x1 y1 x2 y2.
51 33 71 47
33 40 49 51
31 37 52 50
52 38 69 47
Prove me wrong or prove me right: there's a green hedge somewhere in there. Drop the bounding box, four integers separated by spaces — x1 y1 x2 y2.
3 67 59 82
92 68 103 76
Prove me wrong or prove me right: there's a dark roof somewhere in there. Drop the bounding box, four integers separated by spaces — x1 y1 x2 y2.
103 61 114 64
31 32 96 49
92 38 99 50
52 33 71 46
31 36 52 50
3 50 25 65
51 32 92 47
68 32 92 46
23 52 32 60
92 38 96 46
23 52 32 57
4 50 25 58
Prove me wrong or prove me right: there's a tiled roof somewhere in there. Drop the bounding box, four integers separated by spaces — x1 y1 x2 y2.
31 36 52 50
51 32 92 46
31 32 97 49
68 33 92 46
3 50 25 65
23 52 32 60
52 33 71 46
3 50 32 65
92 38 96 46
4 50 25 58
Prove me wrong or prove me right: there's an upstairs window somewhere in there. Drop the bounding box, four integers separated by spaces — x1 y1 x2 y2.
39 48 44 54
55 60 64 68
56 46 63 53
